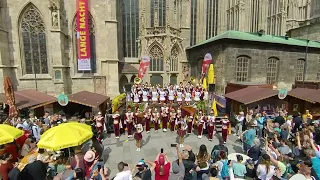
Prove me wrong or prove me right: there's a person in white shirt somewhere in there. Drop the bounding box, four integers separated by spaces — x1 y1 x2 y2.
31 120 42 142
113 162 132 180
256 154 275 180
235 112 245 138
20 138 35 157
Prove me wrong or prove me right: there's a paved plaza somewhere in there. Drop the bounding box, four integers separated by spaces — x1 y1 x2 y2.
101 129 242 177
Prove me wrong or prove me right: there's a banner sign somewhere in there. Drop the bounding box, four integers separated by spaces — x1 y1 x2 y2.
138 56 151 78
76 0 91 71
201 53 212 78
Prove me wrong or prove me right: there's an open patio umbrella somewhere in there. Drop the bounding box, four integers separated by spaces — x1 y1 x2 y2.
0 124 24 145
3 76 18 118
37 122 93 151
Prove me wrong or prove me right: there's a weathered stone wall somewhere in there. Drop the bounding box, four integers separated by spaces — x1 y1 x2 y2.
1 0 119 98
187 40 320 95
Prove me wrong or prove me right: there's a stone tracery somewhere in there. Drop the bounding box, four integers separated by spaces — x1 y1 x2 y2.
20 4 48 75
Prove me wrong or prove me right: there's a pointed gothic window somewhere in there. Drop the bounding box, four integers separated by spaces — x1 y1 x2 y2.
170 46 179 72
19 4 48 74
74 14 96 73
149 45 164 72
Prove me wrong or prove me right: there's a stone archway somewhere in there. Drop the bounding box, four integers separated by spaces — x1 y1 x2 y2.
130 75 136 83
119 75 128 93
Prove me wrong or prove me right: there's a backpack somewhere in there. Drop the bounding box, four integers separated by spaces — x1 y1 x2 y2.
211 145 224 160
220 160 229 178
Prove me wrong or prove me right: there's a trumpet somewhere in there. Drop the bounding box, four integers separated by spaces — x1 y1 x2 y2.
134 77 142 84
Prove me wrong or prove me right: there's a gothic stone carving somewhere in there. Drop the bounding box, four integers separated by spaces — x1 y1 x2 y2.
49 0 60 29
182 63 190 82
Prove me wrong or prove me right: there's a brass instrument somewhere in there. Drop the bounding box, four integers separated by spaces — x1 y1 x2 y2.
190 76 196 83
134 77 142 84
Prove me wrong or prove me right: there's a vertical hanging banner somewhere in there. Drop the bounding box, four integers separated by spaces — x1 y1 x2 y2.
138 56 151 79
201 53 212 78
76 0 91 71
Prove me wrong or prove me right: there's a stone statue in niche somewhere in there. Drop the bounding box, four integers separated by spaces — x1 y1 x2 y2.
166 57 170 72
49 1 60 29
182 64 190 81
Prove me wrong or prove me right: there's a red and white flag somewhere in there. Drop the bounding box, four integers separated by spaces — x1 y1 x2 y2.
138 56 151 79
201 53 212 78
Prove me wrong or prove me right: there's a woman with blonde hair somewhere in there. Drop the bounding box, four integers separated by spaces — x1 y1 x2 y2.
256 154 275 180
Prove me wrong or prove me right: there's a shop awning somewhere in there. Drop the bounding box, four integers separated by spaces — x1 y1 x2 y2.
68 91 110 108
288 88 320 104
224 87 278 105
0 90 57 109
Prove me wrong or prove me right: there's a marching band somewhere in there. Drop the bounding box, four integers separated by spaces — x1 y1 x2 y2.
108 82 229 151
126 82 209 105
110 106 230 151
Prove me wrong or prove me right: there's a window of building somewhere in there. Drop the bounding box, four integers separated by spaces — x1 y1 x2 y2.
74 14 96 73
226 0 240 31
169 46 179 72
266 57 279 84
150 74 163 86
190 0 197 46
295 59 305 81
251 0 260 32
170 74 177 85
122 0 139 58
149 45 164 72
19 4 48 75
235 56 251 82
150 0 166 27
267 0 284 36
206 0 218 39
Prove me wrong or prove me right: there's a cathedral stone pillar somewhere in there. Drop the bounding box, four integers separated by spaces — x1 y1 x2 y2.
48 0 69 94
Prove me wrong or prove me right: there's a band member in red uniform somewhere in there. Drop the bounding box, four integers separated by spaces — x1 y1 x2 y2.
221 116 230 143
134 124 143 152
134 109 143 125
207 110 216 141
152 108 160 132
187 115 194 135
169 108 176 132
94 112 104 135
112 110 121 139
144 108 152 133
125 106 134 138
196 111 206 139
177 120 188 148
161 108 169 132
175 110 183 129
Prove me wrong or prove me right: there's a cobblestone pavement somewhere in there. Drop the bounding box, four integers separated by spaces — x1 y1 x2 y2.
101 129 243 178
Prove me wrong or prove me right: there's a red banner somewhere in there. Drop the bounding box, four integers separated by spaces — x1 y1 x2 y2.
76 0 91 71
138 56 151 78
201 53 212 78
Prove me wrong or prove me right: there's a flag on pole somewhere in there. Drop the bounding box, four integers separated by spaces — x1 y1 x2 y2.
202 77 207 90
138 56 150 79
201 53 212 79
207 64 215 84
211 99 218 116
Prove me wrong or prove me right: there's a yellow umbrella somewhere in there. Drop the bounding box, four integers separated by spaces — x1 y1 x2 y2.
202 77 207 90
38 122 93 151
208 64 215 84
0 124 24 145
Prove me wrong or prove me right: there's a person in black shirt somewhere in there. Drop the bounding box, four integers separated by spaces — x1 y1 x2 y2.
274 111 285 126
293 113 303 133
134 159 155 180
